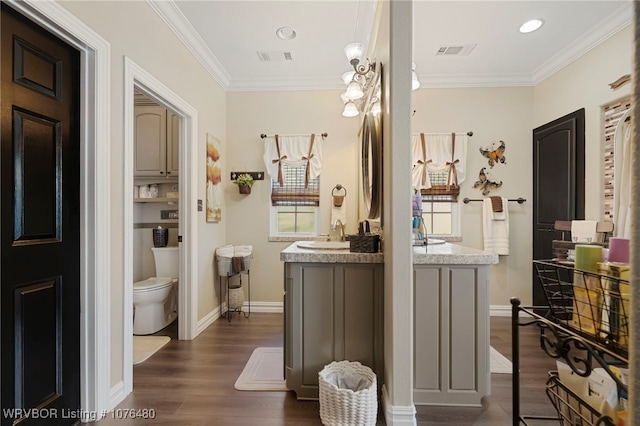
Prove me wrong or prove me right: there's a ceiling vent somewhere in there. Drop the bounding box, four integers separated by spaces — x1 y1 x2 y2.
435 44 477 56
257 51 294 62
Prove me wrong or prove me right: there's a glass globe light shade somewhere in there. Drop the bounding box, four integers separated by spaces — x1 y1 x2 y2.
370 100 381 116
345 81 364 100
412 70 421 90
344 42 364 62
342 101 359 117
342 70 356 86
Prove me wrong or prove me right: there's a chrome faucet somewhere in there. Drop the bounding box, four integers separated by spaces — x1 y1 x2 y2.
332 219 346 242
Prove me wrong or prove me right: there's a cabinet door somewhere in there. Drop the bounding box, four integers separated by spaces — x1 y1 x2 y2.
285 263 336 400
284 263 383 400
166 111 179 177
336 265 383 377
134 105 167 176
413 265 490 406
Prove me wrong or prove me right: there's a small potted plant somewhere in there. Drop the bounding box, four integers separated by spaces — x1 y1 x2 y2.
233 173 255 194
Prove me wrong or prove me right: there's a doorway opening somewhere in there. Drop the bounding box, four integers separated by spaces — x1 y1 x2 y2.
123 57 199 396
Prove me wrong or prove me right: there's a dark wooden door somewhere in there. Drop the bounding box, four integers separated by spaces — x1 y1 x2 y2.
532 109 585 307
1 5 81 425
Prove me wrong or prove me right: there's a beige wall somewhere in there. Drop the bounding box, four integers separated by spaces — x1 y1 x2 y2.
59 0 227 389
413 87 534 305
534 25 633 220
225 90 360 303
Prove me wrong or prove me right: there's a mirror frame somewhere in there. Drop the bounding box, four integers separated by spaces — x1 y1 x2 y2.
360 63 383 220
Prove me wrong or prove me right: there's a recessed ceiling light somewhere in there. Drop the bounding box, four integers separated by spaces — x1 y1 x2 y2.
519 19 544 34
276 27 296 40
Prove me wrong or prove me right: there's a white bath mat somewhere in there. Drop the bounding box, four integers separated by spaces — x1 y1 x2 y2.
133 335 170 365
235 347 288 391
490 346 512 374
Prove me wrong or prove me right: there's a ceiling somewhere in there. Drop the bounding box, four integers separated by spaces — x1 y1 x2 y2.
150 1 632 91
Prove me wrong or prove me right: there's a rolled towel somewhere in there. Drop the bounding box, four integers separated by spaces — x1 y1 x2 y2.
608 237 630 263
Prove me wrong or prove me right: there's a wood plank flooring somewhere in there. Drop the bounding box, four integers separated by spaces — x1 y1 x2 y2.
93 313 558 425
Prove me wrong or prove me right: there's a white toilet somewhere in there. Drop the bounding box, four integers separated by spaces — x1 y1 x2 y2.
133 246 179 335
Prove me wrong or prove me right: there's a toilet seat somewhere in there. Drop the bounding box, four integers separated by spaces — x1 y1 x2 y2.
133 277 177 292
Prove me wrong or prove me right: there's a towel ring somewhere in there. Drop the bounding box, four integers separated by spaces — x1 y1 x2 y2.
332 184 347 197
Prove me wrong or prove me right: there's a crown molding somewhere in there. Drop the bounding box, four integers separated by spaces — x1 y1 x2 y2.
150 0 631 91
419 73 535 89
227 76 345 92
531 2 632 85
147 0 231 89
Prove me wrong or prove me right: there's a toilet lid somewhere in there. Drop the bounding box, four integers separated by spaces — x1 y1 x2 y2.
133 277 176 291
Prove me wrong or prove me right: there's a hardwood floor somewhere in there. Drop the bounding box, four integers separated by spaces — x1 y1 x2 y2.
94 313 558 425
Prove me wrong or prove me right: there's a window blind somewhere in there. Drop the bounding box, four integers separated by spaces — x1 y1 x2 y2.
271 163 320 206
420 170 459 202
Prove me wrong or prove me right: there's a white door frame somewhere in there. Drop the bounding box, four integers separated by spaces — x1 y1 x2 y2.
123 57 199 394
5 0 112 417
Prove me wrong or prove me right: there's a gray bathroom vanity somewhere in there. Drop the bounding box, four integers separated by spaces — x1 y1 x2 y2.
281 243 384 400
280 241 497 405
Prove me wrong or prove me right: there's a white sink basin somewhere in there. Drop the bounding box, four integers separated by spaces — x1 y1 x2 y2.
428 238 446 245
297 241 350 250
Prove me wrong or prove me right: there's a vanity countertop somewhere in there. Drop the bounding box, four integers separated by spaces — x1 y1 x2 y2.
281 241 498 265
413 242 498 265
280 241 384 263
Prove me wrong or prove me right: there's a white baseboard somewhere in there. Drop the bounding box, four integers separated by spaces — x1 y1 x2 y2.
196 305 222 335
108 381 126 411
490 305 512 317
381 385 417 425
491 304 534 318
199 302 283 330
244 301 283 313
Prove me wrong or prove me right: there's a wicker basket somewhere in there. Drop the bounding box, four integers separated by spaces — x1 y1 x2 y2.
318 361 377 426
348 235 380 253
228 286 244 310
216 254 252 276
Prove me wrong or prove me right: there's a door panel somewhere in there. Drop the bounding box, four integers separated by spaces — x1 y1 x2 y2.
1 5 81 425
532 109 584 307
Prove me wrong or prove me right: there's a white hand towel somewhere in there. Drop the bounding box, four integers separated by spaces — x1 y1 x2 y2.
571 220 598 243
233 245 253 257
331 199 347 228
483 197 509 255
216 245 234 258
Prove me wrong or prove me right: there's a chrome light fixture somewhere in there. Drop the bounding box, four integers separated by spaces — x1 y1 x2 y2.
341 42 378 117
412 63 421 90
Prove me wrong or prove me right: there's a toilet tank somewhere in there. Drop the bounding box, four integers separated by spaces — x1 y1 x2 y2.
151 246 179 278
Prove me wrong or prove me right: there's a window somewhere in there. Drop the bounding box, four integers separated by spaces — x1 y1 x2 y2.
420 170 460 237
270 163 319 236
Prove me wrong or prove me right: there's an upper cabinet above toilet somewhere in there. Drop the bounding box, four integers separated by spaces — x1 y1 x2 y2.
134 93 179 178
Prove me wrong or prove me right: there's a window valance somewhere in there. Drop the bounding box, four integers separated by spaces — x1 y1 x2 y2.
411 132 468 190
263 134 323 186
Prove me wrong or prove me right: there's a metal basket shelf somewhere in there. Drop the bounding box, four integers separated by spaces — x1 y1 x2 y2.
545 374 615 426
533 260 629 356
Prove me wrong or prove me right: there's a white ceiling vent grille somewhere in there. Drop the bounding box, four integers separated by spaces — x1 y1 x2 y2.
257 51 295 62
435 44 477 56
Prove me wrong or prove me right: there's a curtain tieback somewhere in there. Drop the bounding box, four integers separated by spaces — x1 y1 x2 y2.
446 159 459 190
272 155 288 185
416 159 432 186
271 134 287 185
301 134 316 188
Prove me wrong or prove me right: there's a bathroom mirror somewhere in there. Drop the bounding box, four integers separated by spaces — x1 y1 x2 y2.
361 63 383 220
362 114 381 219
